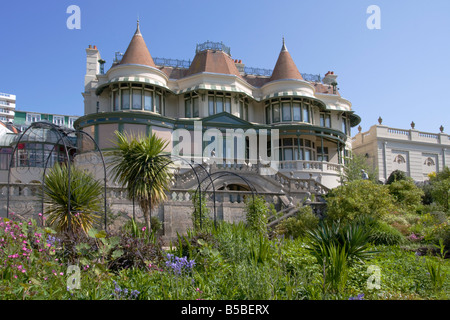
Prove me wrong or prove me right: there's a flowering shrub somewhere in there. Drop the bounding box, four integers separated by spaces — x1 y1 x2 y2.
0 215 66 298
408 233 424 242
165 253 195 275
111 280 140 300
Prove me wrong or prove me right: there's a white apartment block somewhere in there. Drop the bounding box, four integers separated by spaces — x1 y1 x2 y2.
0 92 16 123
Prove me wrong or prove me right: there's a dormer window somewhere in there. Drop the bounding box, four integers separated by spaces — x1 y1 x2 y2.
184 92 199 118
208 91 231 116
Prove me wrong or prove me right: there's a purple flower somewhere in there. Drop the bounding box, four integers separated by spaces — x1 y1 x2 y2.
349 293 365 300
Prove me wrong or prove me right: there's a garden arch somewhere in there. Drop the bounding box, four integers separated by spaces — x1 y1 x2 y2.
6 122 107 231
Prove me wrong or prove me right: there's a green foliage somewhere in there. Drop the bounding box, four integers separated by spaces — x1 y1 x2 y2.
367 220 405 246
386 170 409 185
426 254 448 292
341 152 378 183
274 205 319 239
305 220 376 266
388 179 424 211
325 180 395 222
43 163 103 234
244 195 269 235
107 131 172 231
191 191 212 231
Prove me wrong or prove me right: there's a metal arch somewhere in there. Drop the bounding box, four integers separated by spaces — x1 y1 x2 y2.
195 170 258 207
41 129 108 231
6 122 108 232
6 122 72 220
134 154 217 230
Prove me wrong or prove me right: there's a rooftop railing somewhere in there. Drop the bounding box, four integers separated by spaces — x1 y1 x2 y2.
196 41 231 56
111 46 321 81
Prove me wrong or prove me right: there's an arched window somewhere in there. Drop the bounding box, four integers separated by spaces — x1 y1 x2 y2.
394 155 406 164
424 157 435 166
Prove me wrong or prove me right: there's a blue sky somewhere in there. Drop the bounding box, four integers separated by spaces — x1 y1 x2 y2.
0 0 449 136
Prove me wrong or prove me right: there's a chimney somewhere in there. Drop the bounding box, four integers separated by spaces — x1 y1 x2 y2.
323 71 338 85
84 45 101 90
234 59 245 74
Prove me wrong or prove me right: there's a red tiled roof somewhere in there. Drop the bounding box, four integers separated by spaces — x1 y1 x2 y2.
119 23 156 68
269 39 303 82
185 50 242 78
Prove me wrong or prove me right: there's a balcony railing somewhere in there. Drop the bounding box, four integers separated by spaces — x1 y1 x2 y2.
277 160 343 173
196 41 231 56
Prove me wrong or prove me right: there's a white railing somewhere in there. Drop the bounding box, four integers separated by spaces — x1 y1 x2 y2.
418 132 439 139
388 128 410 136
277 160 343 173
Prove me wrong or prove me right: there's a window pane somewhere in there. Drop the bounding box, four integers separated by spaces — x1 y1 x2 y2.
121 89 130 109
225 98 231 113
193 97 199 117
284 148 293 161
239 101 243 118
113 91 119 111
155 94 161 114
303 106 310 122
293 103 301 121
265 106 270 124
216 97 223 113
283 138 293 146
282 103 291 121
209 97 215 115
304 149 311 161
144 91 152 111
273 103 280 122
132 89 142 110
185 99 191 118
325 116 331 128
244 104 248 120
305 140 311 148
320 114 325 127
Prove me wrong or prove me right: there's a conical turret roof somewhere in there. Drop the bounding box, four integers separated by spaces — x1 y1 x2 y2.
119 21 156 67
269 38 303 82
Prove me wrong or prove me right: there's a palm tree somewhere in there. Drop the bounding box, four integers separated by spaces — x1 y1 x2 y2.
107 131 172 231
43 163 103 234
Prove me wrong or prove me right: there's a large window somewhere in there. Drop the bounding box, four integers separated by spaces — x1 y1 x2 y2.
320 113 331 128
208 91 232 116
342 114 349 135
239 98 249 121
269 137 316 161
265 97 316 124
317 146 329 162
111 83 164 115
53 116 64 126
0 148 11 170
26 113 41 123
184 92 200 118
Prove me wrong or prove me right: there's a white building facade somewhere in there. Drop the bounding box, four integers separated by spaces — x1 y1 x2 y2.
0 92 16 123
352 122 449 183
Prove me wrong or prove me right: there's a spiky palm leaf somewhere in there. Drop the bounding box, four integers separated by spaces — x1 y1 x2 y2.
43 163 102 234
106 131 172 230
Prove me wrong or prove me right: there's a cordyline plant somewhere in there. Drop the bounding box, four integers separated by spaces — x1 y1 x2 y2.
42 163 103 234
106 131 172 231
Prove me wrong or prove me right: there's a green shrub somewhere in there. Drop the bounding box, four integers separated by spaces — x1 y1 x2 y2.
386 170 409 185
245 195 269 235
191 191 213 231
388 179 424 211
275 205 319 239
325 180 395 222
367 220 405 246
